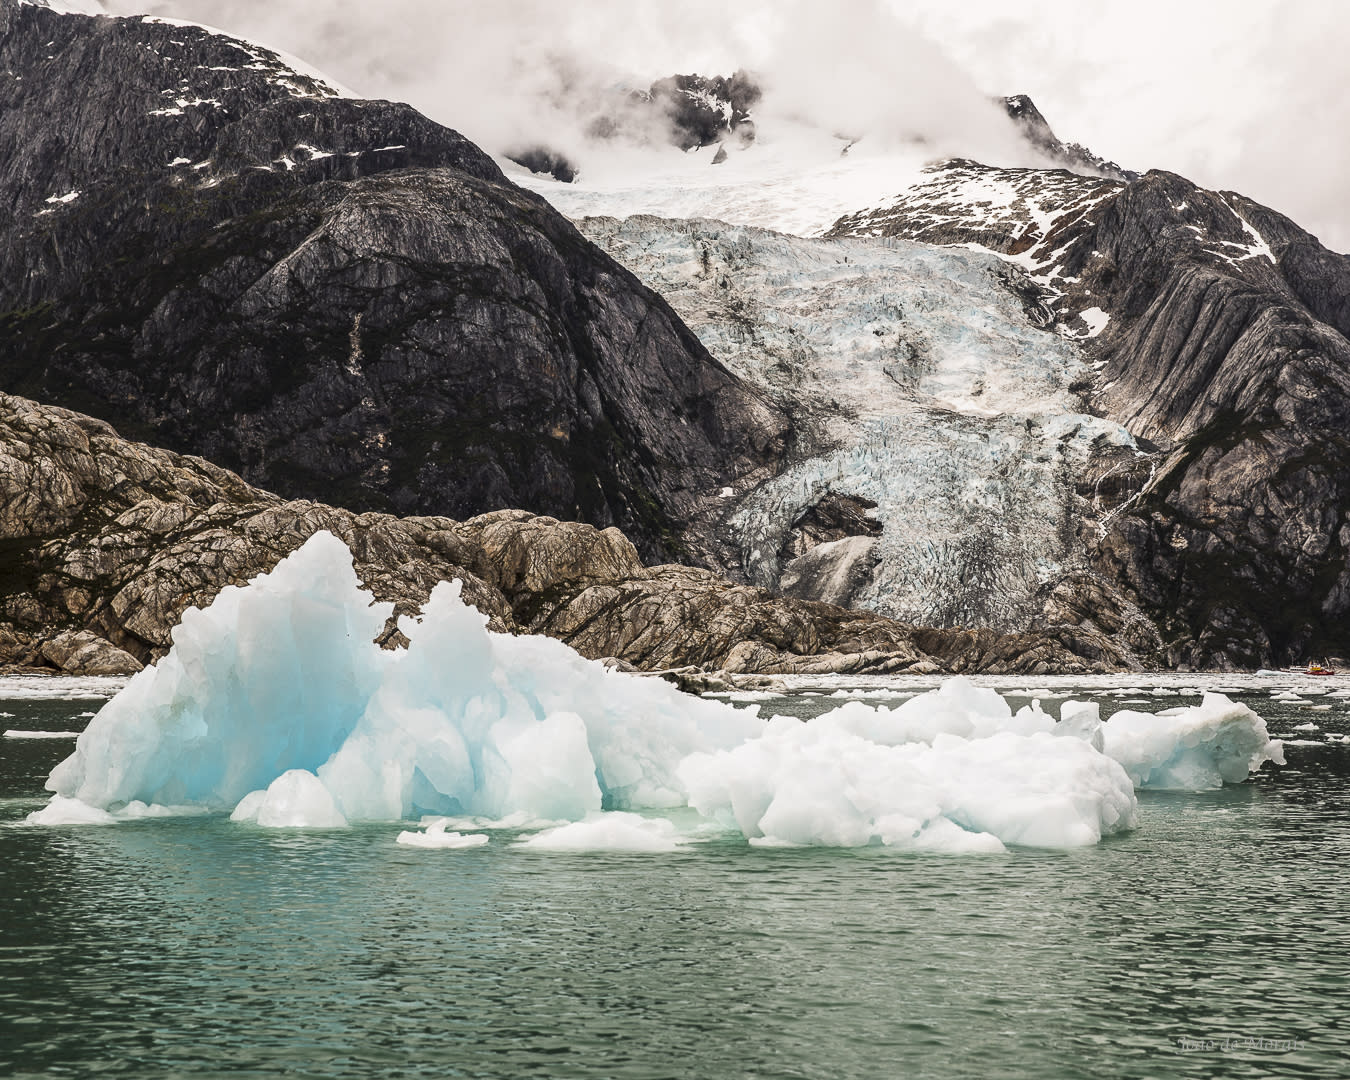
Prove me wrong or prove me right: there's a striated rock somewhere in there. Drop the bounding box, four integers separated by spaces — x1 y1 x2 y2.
39 630 143 676
779 536 880 608
0 392 1142 677
0 1 788 567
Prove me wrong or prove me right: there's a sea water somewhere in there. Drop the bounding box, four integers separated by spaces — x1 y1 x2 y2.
3 674 1348 1079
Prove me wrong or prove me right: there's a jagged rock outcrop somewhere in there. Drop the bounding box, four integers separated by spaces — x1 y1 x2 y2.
829 159 1350 667
0 392 1142 677
0 0 787 567
1001 95 1136 182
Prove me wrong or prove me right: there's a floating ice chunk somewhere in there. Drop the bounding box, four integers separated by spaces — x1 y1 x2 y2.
4 730 80 739
231 769 347 828
1101 693 1284 790
396 820 489 849
45 532 393 813
24 534 1281 853
679 714 1135 851
517 812 688 852
1293 722 1320 732
24 794 117 825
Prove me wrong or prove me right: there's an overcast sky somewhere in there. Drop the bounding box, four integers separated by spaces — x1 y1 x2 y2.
108 0 1350 252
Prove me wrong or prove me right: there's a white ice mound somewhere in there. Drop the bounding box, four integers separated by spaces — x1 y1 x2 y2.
1100 693 1285 790
516 812 688 853
230 769 348 828
679 715 1136 852
396 820 489 849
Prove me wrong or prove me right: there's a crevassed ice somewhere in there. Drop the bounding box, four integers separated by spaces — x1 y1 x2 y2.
575 217 1137 629
28 534 1282 852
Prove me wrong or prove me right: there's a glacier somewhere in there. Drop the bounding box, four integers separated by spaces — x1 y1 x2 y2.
578 216 1138 627
27 533 1282 852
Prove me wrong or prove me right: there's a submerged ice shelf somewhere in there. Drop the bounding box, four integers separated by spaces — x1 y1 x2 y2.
26 534 1283 853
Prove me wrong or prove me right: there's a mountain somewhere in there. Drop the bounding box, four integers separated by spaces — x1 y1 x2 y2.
827 160 1350 667
5 0 1349 672
0 0 787 568
509 84 1350 669
1000 94 1136 182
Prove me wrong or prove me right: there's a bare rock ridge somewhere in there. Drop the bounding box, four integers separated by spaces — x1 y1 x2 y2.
508 70 761 182
0 392 1139 677
0 0 788 567
830 161 1350 667
1001 94 1136 182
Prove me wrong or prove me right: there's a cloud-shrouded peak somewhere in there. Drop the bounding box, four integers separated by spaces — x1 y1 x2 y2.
103 0 1044 179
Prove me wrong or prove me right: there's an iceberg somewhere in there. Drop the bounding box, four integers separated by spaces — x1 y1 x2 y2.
27 533 1283 851
1100 695 1285 790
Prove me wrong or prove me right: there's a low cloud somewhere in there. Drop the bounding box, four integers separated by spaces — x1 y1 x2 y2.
107 0 1037 172
103 0 1350 250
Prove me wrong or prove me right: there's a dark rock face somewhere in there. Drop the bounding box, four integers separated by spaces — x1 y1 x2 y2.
505 146 577 183
0 1 788 566
1002 95 1136 182
0 392 1141 677
778 493 882 563
831 158 1350 668
640 72 760 152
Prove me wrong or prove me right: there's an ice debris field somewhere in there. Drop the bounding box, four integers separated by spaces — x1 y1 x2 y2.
24 533 1283 854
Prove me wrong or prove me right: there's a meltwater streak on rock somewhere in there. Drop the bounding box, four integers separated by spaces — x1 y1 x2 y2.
28 534 1282 851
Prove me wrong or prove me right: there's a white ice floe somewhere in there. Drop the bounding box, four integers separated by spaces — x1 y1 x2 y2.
1100 695 1284 790
0 676 128 700
516 813 688 853
25 534 1285 850
396 819 489 849
4 730 80 739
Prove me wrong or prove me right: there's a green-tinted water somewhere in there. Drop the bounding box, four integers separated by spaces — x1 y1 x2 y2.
3 681 1348 1079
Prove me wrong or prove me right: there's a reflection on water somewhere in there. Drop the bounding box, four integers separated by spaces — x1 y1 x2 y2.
2 683 1348 1079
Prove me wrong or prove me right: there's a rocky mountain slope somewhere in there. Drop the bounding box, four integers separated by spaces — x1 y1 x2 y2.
0 392 1136 677
828 162 1350 667
0 0 787 567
